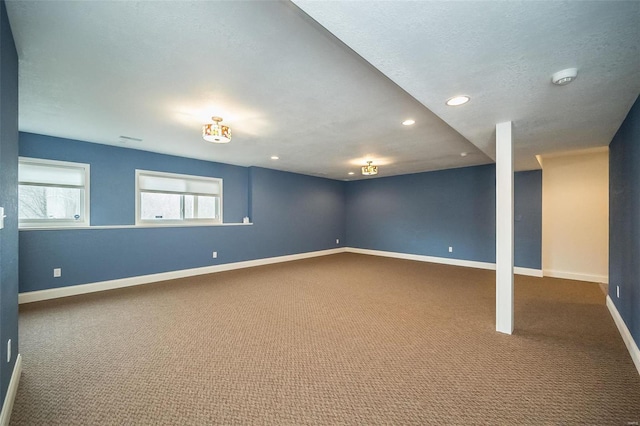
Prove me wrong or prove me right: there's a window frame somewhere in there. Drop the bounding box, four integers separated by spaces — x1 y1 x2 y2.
18 157 91 229
135 169 223 226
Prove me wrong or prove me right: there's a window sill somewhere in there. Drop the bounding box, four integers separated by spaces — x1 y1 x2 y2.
19 222 253 231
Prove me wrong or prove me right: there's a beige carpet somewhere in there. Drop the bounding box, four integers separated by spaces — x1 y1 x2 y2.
11 253 640 425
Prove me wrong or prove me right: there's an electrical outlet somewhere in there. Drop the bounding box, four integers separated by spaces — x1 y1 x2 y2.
7 339 11 363
448 246 453 253
336 239 340 244
53 268 62 278
212 251 218 259
617 285 620 298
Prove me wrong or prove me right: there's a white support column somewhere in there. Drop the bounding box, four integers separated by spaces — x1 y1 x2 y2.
496 121 514 334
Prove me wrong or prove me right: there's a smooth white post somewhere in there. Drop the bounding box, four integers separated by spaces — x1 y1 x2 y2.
496 121 514 334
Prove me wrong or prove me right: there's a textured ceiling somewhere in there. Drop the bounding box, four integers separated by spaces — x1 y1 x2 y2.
6 1 640 179
294 0 640 170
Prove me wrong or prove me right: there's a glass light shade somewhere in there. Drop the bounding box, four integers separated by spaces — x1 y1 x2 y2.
203 122 231 143
361 164 378 176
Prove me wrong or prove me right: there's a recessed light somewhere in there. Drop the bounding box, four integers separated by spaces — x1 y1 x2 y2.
446 95 470 106
460 152 468 157
402 119 415 126
270 156 279 160
348 172 355 175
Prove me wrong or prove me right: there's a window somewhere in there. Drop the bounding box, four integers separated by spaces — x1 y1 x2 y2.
18 157 90 228
136 170 222 225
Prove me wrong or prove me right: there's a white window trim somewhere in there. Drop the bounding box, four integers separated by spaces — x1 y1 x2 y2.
135 169 223 227
18 157 91 229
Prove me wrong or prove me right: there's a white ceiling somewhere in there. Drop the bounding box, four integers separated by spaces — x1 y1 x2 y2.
6 1 640 180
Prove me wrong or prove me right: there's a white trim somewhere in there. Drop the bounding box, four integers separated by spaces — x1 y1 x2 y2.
344 247 543 277
0 354 22 426
606 296 640 376
346 247 495 270
19 248 346 304
543 269 608 284
19 222 252 231
18 247 546 304
514 267 543 277
18 156 90 229
135 169 223 226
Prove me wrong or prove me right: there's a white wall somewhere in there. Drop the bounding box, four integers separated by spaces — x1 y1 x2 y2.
541 148 609 283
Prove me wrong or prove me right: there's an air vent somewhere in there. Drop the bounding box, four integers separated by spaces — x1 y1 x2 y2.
119 135 143 142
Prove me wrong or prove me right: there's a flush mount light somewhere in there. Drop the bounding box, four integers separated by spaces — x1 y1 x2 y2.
203 117 231 143
361 161 378 176
460 152 468 157
348 172 355 175
446 95 470 106
402 119 415 126
551 68 578 86
270 156 279 160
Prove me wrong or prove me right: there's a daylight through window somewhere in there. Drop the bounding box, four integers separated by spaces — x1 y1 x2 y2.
18 158 90 228
136 170 222 225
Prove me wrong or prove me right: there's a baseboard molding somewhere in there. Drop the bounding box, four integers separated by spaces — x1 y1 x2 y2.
606 296 640 376
514 267 544 278
19 248 346 304
19 246 546 304
345 247 543 277
0 354 22 426
543 269 608 284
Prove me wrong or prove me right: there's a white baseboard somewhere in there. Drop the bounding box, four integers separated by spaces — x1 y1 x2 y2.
606 296 640 376
19 246 546 304
514 267 544 278
19 248 346 304
543 269 608 284
345 247 543 277
0 354 22 426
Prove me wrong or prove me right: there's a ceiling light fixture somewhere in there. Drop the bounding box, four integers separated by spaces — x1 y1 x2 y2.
551 68 578 86
402 119 415 126
460 152 468 157
203 117 231 143
446 95 470 106
361 161 378 176
271 156 279 160
348 172 355 175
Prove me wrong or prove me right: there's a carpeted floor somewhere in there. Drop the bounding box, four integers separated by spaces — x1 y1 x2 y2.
11 253 640 425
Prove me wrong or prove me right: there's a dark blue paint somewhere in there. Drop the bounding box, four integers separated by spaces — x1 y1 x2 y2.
248 167 345 258
20 227 255 291
345 165 542 269
19 133 541 296
0 0 19 403
20 133 249 225
18 148 345 292
609 95 640 348
345 166 496 262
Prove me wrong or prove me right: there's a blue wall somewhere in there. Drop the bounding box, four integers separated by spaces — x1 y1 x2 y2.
345 165 542 269
609 95 640 348
19 134 345 292
20 132 249 225
19 132 543 294
0 0 19 404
